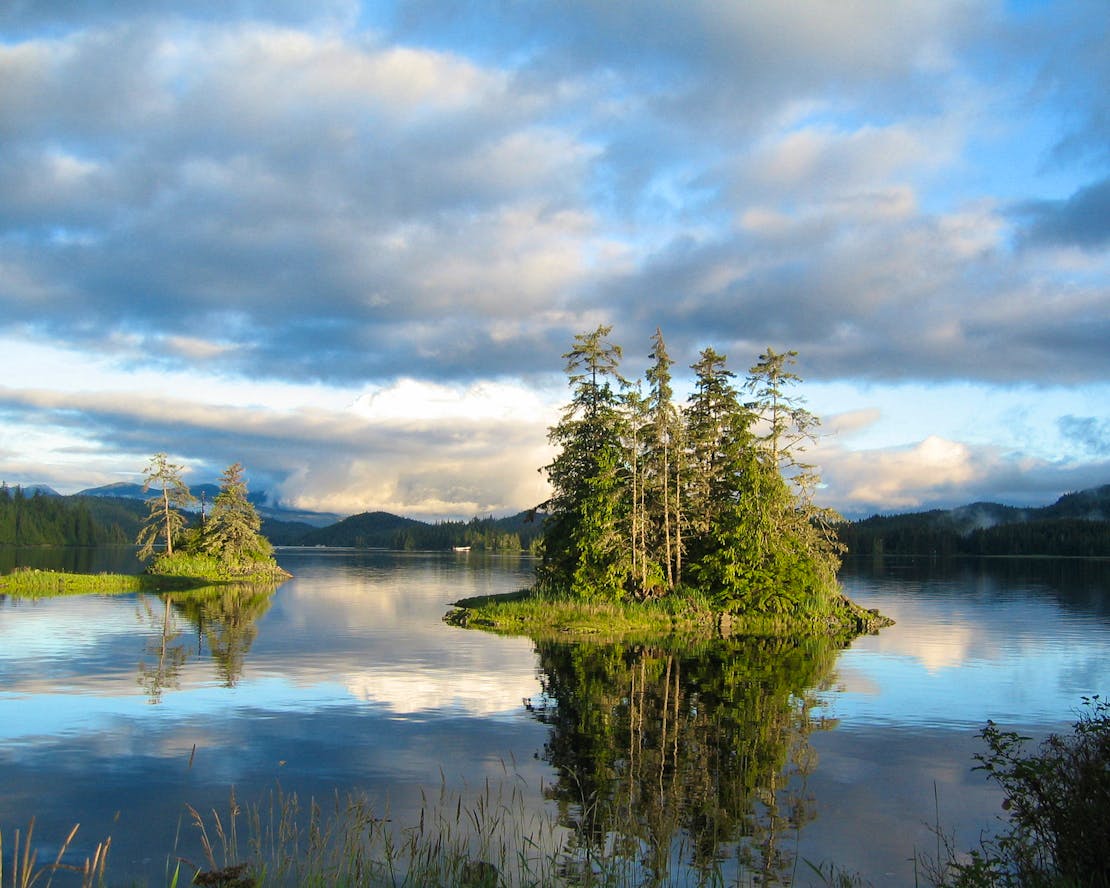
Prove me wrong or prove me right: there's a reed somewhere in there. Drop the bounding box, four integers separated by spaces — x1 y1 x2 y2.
0 818 110 888
180 776 572 887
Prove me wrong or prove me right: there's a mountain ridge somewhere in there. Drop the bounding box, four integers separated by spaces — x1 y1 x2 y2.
839 484 1110 556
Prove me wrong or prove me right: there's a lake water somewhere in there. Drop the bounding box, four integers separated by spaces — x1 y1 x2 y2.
1 549 1107 885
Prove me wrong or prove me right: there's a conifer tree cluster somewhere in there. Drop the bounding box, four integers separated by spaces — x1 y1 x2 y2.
137 454 277 576
538 326 843 615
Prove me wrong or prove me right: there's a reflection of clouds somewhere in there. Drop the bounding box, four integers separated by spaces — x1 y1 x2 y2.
871 618 982 673
831 667 882 697
345 667 539 717
0 597 137 661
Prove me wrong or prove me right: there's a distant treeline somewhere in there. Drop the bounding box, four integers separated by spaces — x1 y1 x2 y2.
7 480 1108 559
295 510 544 552
0 485 137 546
838 486 1110 557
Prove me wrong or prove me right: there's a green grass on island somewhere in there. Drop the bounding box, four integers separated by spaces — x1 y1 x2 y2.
445 586 892 642
0 552 291 599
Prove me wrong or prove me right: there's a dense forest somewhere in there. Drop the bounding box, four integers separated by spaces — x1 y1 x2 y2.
838 485 1110 557
0 484 134 546
297 510 543 551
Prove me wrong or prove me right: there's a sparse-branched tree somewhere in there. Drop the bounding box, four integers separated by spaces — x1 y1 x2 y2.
644 328 684 590
746 348 844 593
136 453 195 560
745 348 819 490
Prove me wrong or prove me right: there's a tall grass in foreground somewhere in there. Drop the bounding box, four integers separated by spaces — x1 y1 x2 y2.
0 818 110 888
182 776 737 888
185 779 566 887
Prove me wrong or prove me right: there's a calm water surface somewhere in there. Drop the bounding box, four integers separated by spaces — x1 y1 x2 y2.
1 549 1107 885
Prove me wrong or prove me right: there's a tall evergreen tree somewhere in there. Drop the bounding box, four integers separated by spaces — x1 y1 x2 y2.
644 328 683 590
621 379 654 595
746 347 844 594
202 463 272 569
137 453 195 560
540 325 630 600
745 348 818 485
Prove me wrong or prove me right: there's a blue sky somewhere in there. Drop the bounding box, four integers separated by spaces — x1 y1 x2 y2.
0 0 1107 520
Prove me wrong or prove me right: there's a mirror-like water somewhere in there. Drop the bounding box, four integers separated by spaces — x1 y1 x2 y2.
1 549 1107 885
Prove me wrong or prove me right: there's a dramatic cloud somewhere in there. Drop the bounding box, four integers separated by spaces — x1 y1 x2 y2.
0 0 1106 516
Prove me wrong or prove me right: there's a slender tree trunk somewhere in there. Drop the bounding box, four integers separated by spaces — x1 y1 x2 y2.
662 441 673 588
674 469 683 585
162 486 173 555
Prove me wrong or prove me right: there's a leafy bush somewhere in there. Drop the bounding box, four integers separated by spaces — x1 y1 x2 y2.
937 697 1110 888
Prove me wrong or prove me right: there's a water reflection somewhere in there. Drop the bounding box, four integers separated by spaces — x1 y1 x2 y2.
137 585 277 702
175 585 276 688
0 545 143 575
2 550 1107 886
137 595 190 703
528 636 842 885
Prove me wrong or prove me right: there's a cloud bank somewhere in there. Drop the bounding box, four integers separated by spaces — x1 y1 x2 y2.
0 0 1106 517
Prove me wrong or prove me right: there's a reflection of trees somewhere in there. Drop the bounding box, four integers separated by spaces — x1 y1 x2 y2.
137 595 190 704
137 586 275 699
174 585 275 687
528 636 841 885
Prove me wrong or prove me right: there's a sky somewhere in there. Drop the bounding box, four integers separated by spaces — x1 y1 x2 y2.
0 0 1107 521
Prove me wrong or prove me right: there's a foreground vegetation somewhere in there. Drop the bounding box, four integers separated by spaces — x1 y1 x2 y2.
3 698 1105 887
927 696 1110 888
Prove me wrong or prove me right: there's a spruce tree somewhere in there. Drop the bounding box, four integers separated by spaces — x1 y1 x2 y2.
203 463 271 570
644 328 683 590
540 325 630 600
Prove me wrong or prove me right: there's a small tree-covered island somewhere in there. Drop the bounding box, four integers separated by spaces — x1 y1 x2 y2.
0 455 288 597
447 326 891 639
137 454 289 583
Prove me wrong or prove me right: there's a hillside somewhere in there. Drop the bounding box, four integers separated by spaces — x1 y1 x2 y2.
298 511 430 548
298 510 544 551
838 485 1110 557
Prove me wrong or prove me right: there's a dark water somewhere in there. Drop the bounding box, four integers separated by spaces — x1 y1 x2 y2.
1 549 1107 885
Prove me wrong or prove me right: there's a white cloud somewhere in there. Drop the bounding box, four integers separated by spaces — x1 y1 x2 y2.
0 1 1105 515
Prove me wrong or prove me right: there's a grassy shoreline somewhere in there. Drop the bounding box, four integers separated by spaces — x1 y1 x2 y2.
444 586 893 641
0 564 291 598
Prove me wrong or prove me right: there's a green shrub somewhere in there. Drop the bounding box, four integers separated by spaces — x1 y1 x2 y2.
937 697 1110 888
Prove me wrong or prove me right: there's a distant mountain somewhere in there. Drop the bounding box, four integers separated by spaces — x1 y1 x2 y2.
77 482 340 528
261 517 321 546
839 484 1110 557
297 509 544 551
6 484 62 497
298 511 430 548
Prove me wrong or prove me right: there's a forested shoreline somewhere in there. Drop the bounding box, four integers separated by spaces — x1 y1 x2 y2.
0 484 134 546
